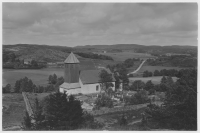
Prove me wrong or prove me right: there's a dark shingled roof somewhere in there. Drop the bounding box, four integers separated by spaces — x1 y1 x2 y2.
80 69 116 84
64 52 80 64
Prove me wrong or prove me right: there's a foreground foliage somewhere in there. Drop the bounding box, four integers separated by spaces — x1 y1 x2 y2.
22 92 103 130
145 69 197 130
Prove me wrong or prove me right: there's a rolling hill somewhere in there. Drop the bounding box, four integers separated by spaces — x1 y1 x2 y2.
3 43 197 62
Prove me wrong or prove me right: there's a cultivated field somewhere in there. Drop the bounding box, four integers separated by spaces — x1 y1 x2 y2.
3 93 25 130
101 52 155 61
127 61 143 73
129 76 178 85
137 65 184 74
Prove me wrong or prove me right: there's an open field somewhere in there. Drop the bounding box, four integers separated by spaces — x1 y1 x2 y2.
25 93 50 109
137 65 184 74
127 61 143 73
94 107 147 130
129 76 178 85
3 93 25 129
101 52 155 61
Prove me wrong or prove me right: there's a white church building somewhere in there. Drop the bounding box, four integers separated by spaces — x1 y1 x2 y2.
59 52 117 95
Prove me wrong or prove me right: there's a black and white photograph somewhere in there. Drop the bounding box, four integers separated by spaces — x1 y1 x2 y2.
2 1 198 131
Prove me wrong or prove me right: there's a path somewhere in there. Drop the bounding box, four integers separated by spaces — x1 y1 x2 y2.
127 60 146 75
3 126 21 131
128 119 142 125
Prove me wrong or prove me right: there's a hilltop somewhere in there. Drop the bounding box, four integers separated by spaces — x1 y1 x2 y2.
3 43 197 62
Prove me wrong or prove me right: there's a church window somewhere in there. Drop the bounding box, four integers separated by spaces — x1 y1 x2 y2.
96 85 99 91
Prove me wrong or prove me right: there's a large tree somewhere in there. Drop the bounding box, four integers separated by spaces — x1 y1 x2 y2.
43 92 84 130
144 80 154 92
145 69 197 130
99 69 114 94
130 80 145 91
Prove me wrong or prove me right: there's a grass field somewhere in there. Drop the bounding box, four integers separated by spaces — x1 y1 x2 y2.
137 65 184 74
129 76 178 85
94 107 147 130
101 52 155 61
127 61 142 73
25 93 50 109
3 93 25 129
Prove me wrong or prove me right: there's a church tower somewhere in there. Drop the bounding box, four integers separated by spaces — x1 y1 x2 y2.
64 52 80 83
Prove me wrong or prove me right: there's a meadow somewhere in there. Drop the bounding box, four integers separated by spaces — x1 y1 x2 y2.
137 65 184 74
129 76 178 85
3 93 25 130
101 51 155 61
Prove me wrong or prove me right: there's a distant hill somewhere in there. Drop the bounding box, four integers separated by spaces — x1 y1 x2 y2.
3 44 74 62
75 44 197 56
3 44 197 62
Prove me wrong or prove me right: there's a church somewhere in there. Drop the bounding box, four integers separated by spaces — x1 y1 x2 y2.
59 52 118 95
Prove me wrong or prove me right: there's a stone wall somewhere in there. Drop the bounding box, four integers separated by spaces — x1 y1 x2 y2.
90 103 147 116
22 92 34 117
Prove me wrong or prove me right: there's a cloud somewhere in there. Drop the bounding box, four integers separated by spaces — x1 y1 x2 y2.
2 3 198 46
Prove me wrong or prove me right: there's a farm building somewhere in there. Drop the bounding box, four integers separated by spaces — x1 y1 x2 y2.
59 52 119 95
24 59 32 65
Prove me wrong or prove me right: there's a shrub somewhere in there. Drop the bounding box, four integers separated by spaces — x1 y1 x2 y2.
94 93 114 109
125 90 149 105
2 84 11 93
82 111 104 129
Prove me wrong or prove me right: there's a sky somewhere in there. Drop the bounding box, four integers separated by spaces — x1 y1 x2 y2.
2 2 198 47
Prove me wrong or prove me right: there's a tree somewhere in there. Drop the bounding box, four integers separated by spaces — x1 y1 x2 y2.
43 92 84 130
32 98 45 130
94 93 114 109
3 84 11 93
31 60 38 67
14 77 36 93
166 76 174 85
55 77 64 91
48 74 57 84
99 69 114 94
144 80 154 92
82 111 104 129
148 72 153 77
154 70 160 76
119 114 128 126
143 70 149 77
125 90 149 105
48 75 53 84
130 80 145 91
114 72 120 90
145 69 197 130
14 80 20 93
161 76 167 84
44 85 55 92
21 111 32 130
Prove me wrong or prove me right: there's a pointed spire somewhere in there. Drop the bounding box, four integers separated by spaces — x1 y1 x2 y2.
64 52 80 63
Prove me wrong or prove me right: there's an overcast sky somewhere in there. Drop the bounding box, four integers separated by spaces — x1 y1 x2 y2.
3 3 198 47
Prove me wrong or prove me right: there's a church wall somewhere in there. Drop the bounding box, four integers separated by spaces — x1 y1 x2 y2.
79 79 115 94
119 83 123 91
59 87 81 95
67 88 81 95
81 83 101 94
